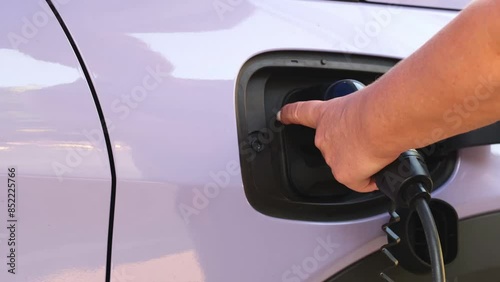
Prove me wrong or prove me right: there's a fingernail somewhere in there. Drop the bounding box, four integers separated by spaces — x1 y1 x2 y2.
276 111 281 121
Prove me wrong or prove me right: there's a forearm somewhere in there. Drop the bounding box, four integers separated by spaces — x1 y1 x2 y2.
358 0 500 157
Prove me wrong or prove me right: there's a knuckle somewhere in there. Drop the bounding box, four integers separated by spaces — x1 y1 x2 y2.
292 102 303 121
314 131 324 149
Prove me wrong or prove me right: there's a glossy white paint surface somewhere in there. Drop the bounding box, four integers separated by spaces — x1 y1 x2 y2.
4 0 499 281
55 1 473 281
0 2 111 281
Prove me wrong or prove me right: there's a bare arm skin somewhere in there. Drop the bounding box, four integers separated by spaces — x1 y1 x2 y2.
278 0 500 192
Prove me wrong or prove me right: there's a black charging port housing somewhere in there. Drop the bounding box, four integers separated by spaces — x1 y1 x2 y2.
236 51 457 221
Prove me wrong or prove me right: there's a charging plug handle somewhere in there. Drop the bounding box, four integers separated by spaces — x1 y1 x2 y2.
375 149 433 208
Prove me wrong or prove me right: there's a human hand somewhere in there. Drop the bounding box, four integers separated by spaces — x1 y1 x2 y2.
277 92 399 193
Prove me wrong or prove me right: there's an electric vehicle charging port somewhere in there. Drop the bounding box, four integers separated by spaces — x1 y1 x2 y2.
236 51 460 221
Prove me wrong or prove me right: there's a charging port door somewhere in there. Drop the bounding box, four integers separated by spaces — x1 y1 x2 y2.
236 52 457 221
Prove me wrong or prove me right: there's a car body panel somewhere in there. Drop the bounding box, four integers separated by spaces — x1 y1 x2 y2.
0 1 111 281
4 0 500 281
55 1 500 281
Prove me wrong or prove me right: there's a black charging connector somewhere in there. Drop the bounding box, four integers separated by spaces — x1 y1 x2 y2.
375 149 432 208
376 149 446 282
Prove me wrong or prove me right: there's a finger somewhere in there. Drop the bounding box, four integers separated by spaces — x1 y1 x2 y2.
277 100 324 129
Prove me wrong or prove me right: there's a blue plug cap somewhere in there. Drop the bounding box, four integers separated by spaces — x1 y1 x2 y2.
324 79 365 100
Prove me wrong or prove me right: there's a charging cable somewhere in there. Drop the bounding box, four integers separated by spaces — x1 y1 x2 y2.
375 150 446 282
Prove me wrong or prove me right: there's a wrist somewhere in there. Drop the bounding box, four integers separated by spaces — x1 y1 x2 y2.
353 86 402 161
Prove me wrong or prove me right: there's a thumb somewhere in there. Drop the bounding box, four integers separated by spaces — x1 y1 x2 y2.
345 177 379 193
277 100 324 129
358 178 379 193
